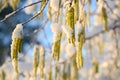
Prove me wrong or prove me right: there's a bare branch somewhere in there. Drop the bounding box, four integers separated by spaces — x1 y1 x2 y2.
103 0 120 19
22 1 48 25
86 20 120 40
0 0 43 22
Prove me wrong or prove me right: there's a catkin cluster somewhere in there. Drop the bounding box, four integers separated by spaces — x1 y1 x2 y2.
11 24 23 74
33 45 39 77
39 46 45 78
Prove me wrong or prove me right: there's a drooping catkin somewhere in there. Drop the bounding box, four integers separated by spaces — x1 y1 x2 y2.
101 7 108 31
55 62 59 80
73 0 79 24
76 2 86 69
61 63 67 80
92 57 99 73
0 70 5 80
11 24 23 75
76 28 84 69
39 46 45 78
39 0 46 19
66 62 71 80
33 45 39 77
47 66 52 80
87 0 91 27
47 2 52 20
65 4 75 46
5 0 9 8
71 55 78 80
51 23 62 61
9 0 20 10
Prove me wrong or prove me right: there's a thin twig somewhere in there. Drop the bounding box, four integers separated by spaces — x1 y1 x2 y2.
0 0 43 22
22 2 48 25
103 0 120 19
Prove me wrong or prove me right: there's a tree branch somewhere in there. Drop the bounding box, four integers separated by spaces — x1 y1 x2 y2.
0 0 43 22
22 1 48 25
86 20 120 40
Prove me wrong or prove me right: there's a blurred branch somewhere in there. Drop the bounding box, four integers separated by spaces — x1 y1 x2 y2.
86 20 120 39
103 0 120 19
22 1 48 25
0 0 43 22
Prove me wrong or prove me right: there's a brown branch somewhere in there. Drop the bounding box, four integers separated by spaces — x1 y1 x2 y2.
0 0 43 22
86 20 120 40
103 0 120 19
22 1 48 25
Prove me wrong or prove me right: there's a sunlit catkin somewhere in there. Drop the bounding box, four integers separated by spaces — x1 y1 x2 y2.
73 0 79 24
76 29 84 69
66 5 75 45
9 0 20 10
71 55 78 80
0 70 5 80
11 24 23 75
33 45 39 77
47 66 52 80
101 7 108 31
76 2 86 68
51 23 62 61
92 57 99 73
39 46 45 78
47 2 52 20
39 0 46 19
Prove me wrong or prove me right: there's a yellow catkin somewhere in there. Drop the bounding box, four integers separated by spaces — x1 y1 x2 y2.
0 70 5 80
52 33 62 61
11 38 22 74
11 24 23 76
66 6 75 45
92 57 99 73
101 7 108 31
39 0 46 19
66 63 71 80
5 0 9 8
39 46 45 78
76 30 84 68
9 0 20 10
47 2 52 20
55 63 59 80
76 1 86 69
87 0 91 27
71 55 78 80
61 63 67 80
33 45 39 77
47 66 52 80
73 0 79 24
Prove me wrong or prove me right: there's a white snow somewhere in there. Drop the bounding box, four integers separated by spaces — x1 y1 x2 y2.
62 25 73 39
66 43 76 58
51 23 62 34
50 0 59 12
12 24 24 39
